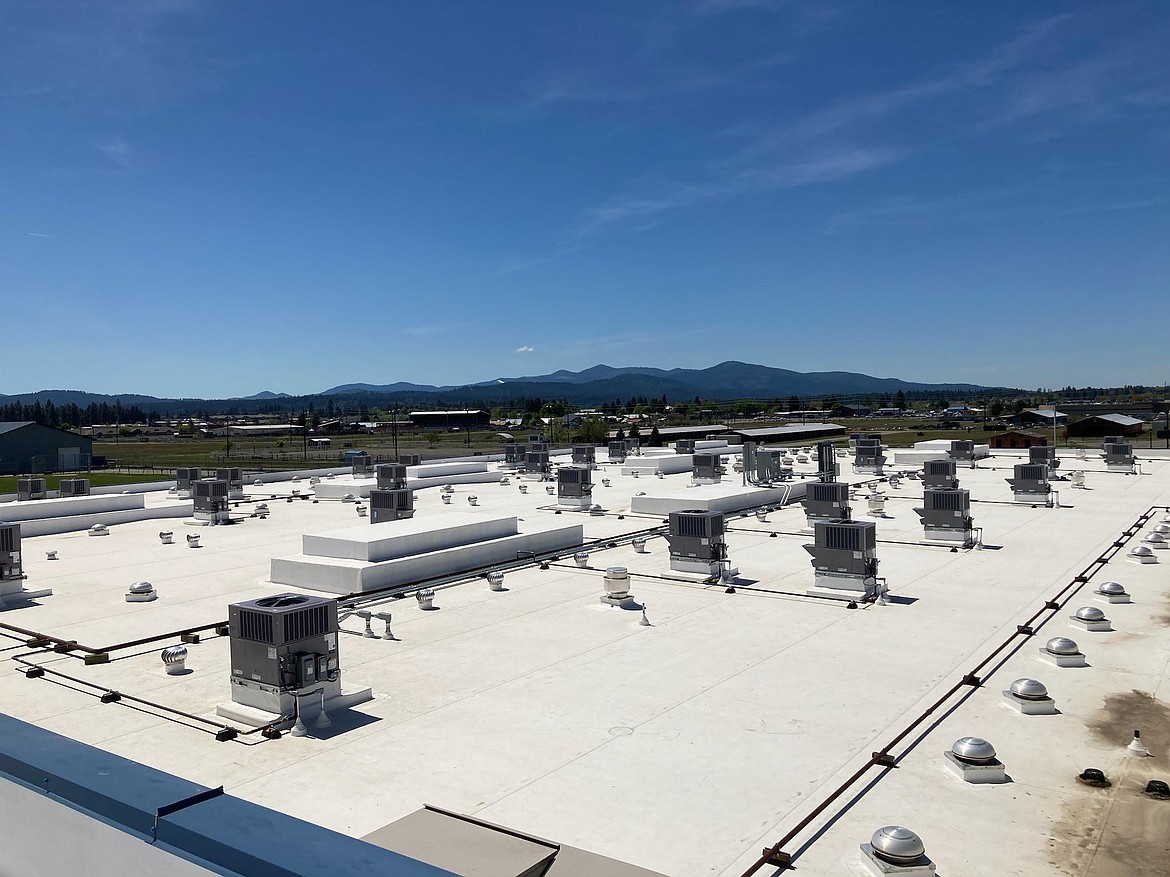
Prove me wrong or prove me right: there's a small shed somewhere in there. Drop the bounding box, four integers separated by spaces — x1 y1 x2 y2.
989 430 1048 449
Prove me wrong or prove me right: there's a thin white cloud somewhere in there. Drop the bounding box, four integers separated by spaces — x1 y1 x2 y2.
516 346 535 353
95 136 133 169
26 232 56 238
576 147 899 238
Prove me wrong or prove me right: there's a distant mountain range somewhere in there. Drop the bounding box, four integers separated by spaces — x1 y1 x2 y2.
1 361 1007 414
318 361 992 400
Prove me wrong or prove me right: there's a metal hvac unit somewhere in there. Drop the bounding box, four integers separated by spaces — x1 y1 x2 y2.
1103 442 1134 471
557 466 593 508
398 453 421 467
692 452 723 484
914 488 974 543
804 519 879 593
853 438 886 472
624 437 641 453
803 481 851 523
175 468 201 497
16 478 46 502
572 445 596 466
376 463 407 490
0 523 22 582
948 440 975 462
608 440 628 463
351 455 373 478
524 451 550 477
193 478 230 523
527 434 545 444
369 487 415 523
923 458 959 489
57 478 91 497
742 443 792 485
1029 446 1059 471
227 593 340 714
1006 463 1051 505
675 439 696 455
527 441 548 454
1102 435 1123 446
666 509 727 576
816 441 839 481
504 443 526 467
216 467 244 498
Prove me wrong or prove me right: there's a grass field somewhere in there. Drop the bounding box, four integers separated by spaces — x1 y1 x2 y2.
0 471 174 495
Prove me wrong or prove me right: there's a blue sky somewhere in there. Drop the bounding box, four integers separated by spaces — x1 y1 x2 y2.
2 1 1168 398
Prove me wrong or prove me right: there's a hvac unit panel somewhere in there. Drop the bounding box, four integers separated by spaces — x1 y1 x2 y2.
504 444 525 464
675 440 696 455
608 441 627 462
398 454 421 467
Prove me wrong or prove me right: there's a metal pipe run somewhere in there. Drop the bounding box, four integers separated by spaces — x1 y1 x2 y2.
739 504 1160 875
12 654 284 742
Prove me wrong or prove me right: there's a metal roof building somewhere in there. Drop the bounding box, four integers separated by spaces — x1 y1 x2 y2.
1066 412 1145 437
0 422 93 475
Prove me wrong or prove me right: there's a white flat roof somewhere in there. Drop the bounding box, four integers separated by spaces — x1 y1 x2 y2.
2 448 1169 875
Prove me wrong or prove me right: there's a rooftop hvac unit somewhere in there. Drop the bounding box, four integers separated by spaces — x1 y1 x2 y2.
804 519 879 592
743 444 791 484
525 451 550 474
693 452 723 483
175 468 201 493
922 458 959 489
625 437 641 452
351 456 373 478
948 440 975 461
803 481 851 521
504 443 526 465
376 463 408 490
608 440 628 463
16 478 46 502
1102 435 1123 446
527 441 549 454
228 593 340 709
398 453 421 467
1029 446 1059 470
58 478 91 497
1006 463 1051 502
369 487 415 523
572 445 596 465
528 434 545 444
216 467 243 486
675 439 696 455
854 438 886 471
1 522 22 582
193 478 230 523
914 488 974 541
816 441 838 481
557 465 593 499
666 509 727 575
1103 442 1134 468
